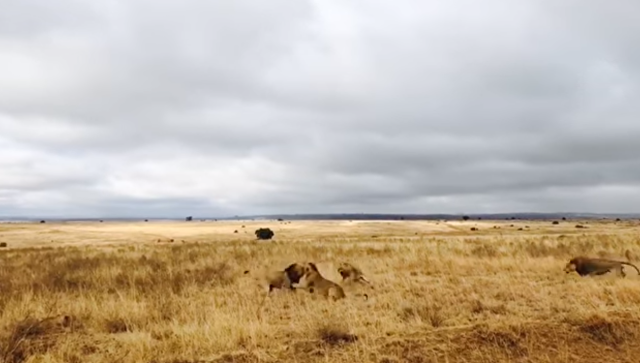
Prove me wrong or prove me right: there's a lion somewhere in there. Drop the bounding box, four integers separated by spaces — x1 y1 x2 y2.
564 256 640 277
243 262 307 306
337 262 372 286
291 262 368 301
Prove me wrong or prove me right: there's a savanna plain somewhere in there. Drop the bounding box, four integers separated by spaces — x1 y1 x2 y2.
1 218 640 363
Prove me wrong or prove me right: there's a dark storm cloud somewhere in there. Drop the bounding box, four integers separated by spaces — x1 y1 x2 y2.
1 0 640 217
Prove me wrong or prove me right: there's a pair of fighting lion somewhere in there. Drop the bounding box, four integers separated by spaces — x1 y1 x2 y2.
244 261 372 302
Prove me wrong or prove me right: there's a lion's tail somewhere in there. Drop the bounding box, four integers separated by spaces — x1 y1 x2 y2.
621 261 640 275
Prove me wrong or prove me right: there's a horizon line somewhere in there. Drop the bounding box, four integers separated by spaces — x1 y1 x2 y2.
2 211 640 221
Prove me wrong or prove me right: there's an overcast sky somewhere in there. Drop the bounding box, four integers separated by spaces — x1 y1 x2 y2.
1 1 640 218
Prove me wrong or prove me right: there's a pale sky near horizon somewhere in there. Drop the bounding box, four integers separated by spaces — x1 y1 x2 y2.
1 1 640 218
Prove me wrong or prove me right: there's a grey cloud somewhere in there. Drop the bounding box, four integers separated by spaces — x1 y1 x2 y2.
0 0 312 116
1 194 225 220
2 0 640 217
0 0 105 37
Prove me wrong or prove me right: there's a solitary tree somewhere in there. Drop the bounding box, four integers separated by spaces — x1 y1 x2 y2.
255 228 275 240
185 216 193 222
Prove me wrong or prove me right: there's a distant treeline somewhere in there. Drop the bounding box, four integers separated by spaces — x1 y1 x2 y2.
2 212 640 223
241 213 640 221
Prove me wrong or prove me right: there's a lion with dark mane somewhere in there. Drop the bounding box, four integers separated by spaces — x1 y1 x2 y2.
564 256 640 277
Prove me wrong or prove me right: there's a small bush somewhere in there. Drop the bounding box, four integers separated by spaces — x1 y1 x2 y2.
104 317 130 334
399 304 446 327
317 324 358 345
1 315 67 363
0 242 6 248
574 315 632 348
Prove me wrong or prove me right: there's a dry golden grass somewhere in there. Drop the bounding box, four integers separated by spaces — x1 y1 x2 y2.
1 218 640 362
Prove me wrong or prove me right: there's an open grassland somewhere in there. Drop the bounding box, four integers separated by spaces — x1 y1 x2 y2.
1 219 640 362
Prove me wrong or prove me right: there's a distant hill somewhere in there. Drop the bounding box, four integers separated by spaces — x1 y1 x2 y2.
235 212 640 221
2 212 640 223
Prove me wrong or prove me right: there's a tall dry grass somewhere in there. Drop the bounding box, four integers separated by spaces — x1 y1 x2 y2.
0 219 639 362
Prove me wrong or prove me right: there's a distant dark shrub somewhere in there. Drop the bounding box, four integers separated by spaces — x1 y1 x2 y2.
470 227 478 231
185 216 193 222
255 228 274 240
552 221 559 225
462 216 470 221
39 220 45 224
576 224 586 229
0 242 6 248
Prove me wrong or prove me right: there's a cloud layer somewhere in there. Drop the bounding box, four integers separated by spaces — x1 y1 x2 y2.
2 0 640 218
